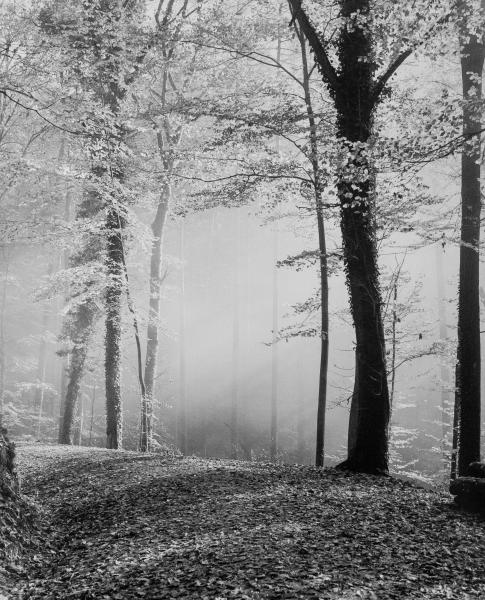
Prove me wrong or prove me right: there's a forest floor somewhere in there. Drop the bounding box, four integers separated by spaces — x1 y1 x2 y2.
5 444 485 599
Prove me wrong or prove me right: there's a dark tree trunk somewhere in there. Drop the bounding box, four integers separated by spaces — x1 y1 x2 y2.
315 229 329 468
141 185 170 452
334 0 390 474
289 0 393 473
453 8 484 476
333 0 390 473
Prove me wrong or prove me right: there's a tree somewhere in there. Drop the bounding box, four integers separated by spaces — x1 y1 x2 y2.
452 0 484 478
140 0 192 452
288 0 391 473
287 0 459 473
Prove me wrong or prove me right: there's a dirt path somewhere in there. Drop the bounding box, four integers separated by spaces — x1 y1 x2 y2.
10 444 485 599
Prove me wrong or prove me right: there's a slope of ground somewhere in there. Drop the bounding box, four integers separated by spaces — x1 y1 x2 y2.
9 444 485 599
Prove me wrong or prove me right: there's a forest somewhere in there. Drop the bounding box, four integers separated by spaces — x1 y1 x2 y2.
0 0 484 598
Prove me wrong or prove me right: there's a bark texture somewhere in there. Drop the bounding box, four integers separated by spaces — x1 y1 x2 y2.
105 206 124 450
335 4 390 473
290 0 392 473
453 5 484 477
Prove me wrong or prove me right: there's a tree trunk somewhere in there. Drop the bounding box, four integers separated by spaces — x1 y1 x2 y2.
73 391 84 446
296 28 330 467
105 206 124 450
141 184 170 452
58 185 71 441
35 263 53 440
436 242 452 457
270 201 279 463
59 303 96 444
334 0 390 474
58 189 101 445
454 7 484 476
315 204 329 467
177 221 188 455
231 211 240 459
89 382 96 447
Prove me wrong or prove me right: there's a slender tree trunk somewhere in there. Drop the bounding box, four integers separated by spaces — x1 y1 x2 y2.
390 283 398 405
270 7 283 464
58 186 71 440
231 211 240 459
270 219 279 462
296 343 305 463
89 382 96 447
436 242 452 457
142 184 170 452
453 7 484 476
35 262 53 440
105 207 124 450
296 30 329 467
177 221 188 455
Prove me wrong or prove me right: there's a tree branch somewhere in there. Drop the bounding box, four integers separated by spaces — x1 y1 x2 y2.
372 49 413 104
287 0 339 93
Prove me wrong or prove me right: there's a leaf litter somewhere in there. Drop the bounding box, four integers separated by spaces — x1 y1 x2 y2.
7 444 485 599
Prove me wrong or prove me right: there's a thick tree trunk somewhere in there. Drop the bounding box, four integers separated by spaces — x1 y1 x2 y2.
105 206 124 450
454 16 484 476
335 0 390 474
141 185 170 452
290 0 389 473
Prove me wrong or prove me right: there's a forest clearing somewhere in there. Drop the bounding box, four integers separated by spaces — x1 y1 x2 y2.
1 444 484 600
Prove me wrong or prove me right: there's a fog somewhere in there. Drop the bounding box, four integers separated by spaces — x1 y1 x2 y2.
2 163 482 484
1 0 484 487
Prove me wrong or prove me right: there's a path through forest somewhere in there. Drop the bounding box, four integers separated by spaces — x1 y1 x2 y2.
9 445 485 599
